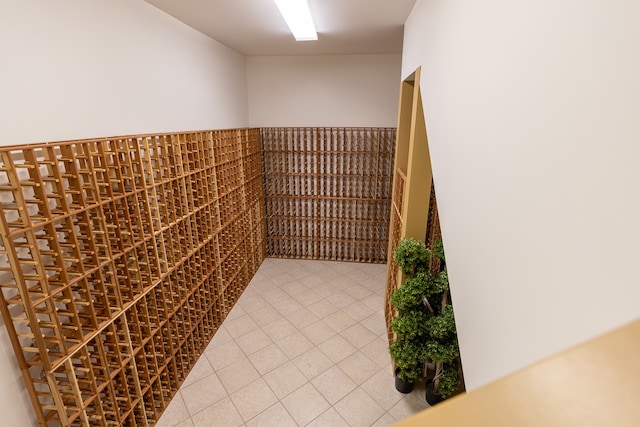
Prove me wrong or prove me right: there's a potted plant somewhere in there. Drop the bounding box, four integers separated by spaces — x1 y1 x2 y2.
389 238 431 393
389 237 464 401
422 239 464 404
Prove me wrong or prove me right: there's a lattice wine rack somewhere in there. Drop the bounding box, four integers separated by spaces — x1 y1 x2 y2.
384 169 406 343
261 127 395 263
0 129 265 426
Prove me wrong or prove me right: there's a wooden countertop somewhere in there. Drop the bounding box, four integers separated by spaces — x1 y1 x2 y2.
393 319 640 426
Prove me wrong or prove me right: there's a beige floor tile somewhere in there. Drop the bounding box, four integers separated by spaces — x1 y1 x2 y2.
190 397 243 427
360 312 388 337
275 330 314 358
280 280 309 296
238 294 268 312
313 267 343 281
334 387 386 427
263 361 308 399
261 317 298 341
281 383 331 426
224 304 247 322
361 293 385 311
182 356 215 387
180 372 227 415
245 402 297 427
323 310 356 333
248 342 289 375
247 305 282 325
230 378 278 422
287 265 314 280
292 347 334 380
344 283 372 300
272 295 304 315
247 275 274 288
204 340 244 371
340 323 377 349
313 283 339 298
338 351 383 385
361 369 405 411
159 259 430 427
173 419 195 427
311 365 357 405
306 299 340 318
305 407 350 427
156 394 189 426
371 412 399 427
361 337 392 368
270 271 297 286
235 328 272 355
299 273 326 287
305 260 335 273
288 306 320 327
347 268 375 284
317 334 357 363
300 320 336 345
292 289 323 306
216 357 260 394
345 301 375 322
240 286 260 299
204 326 232 350
387 391 430 423
261 287 289 303
224 313 260 338
330 263 358 274
324 292 357 310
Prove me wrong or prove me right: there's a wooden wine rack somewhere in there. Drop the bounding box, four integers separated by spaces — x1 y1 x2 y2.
0 129 265 426
384 168 406 343
261 127 395 263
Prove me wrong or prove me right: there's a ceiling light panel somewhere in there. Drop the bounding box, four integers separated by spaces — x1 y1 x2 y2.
273 0 317 41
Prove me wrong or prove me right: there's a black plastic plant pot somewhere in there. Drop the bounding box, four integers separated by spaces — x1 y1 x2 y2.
394 368 414 394
426 380 444 405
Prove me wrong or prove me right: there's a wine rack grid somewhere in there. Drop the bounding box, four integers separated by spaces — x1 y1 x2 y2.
0 129 265 426
261 127 395 264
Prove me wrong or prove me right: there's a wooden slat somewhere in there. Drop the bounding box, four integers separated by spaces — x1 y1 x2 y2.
0 128 266 426
261 127 395 264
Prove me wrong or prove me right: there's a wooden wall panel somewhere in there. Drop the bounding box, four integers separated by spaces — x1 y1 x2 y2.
261 127 395 264
0 129 265 426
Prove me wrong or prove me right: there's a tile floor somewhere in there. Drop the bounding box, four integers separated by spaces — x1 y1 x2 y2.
157 258 430 427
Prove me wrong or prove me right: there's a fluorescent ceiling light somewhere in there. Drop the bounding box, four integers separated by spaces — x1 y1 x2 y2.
273 0 317 41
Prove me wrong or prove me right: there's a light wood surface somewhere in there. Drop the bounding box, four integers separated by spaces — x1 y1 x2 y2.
385 67 436 347
0 129 267 426
394 319 640 426
261 127 395 263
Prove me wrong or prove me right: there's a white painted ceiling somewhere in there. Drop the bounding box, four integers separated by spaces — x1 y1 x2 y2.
144 0 417 55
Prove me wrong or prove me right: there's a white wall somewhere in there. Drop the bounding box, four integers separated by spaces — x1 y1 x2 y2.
247 54 400 127
0 1 249 424
403 0 640 391
0 0 249 147
0 322 35 427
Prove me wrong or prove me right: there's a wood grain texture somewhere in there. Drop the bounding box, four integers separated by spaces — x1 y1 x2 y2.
261 127 395 263
394 319 640 426
0 129 266 426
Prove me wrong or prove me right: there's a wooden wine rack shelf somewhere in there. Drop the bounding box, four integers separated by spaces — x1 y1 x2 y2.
0 129 266 426
261 127 395 263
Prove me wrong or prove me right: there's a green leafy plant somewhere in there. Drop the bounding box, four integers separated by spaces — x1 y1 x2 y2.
390 272 431 312
389 340 425 383
392 237 429 276
425 305 456 340
389 237 464 400
422 240 462 400
391 310 429 340
435 362 459 399
389 238 431 386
